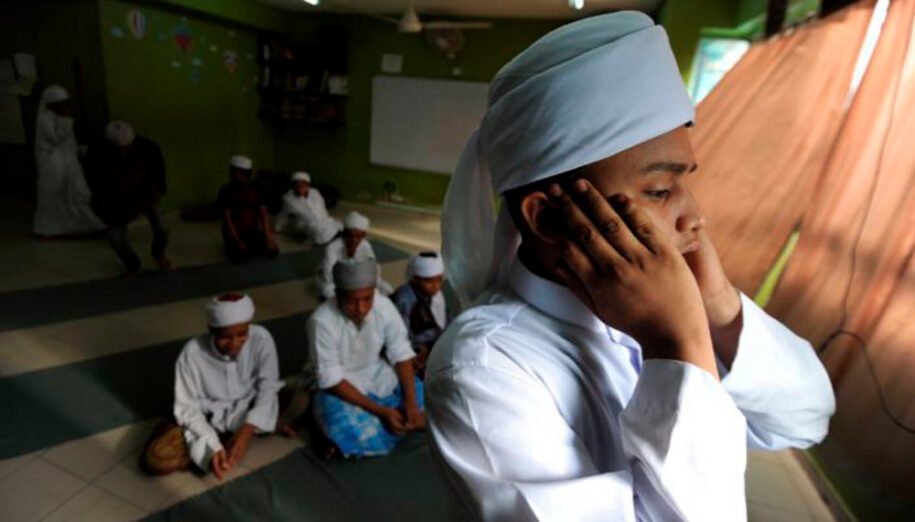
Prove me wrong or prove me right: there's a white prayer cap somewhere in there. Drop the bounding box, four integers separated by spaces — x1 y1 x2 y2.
41 85 69 105
333 258 377 291
408 251 444 278
291 171 311 183
206 293 255 328
343 211 370 231
105 120 136 146
442 11 694 307
230 155 253 170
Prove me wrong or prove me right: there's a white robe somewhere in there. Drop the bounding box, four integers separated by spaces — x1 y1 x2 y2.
425 260 835 521
306 291 415 395
316 237 394 299
173 325 284 469
273 188 341 244
32 108 103 236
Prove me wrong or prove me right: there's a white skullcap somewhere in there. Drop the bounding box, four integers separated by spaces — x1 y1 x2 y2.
408 251 444 278
442 11 695 307
105 120 136 146
230 155 253 170
291 171 311 183
206 293 255 327
41 85 69 105
343 211 370 231
333 258 378 291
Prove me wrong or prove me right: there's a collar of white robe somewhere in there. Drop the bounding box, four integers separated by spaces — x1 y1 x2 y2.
206 294 255 327
442 11 695 309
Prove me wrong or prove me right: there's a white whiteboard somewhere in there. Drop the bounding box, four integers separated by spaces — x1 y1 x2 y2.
370 76 488 175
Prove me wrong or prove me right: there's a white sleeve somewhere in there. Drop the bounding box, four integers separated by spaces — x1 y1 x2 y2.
316 247 338 299
273 200 291 233
721 293 836 450
173 346 222 464
244 331 283 432
377 296 416 365
37 114 71 147
307 313 345 389
427 357 746 521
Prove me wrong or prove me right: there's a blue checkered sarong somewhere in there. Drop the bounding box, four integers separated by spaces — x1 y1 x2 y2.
313 377 425 457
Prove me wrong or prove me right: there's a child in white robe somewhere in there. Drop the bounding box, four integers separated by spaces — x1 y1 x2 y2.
273 171 341 245
315 211 393 300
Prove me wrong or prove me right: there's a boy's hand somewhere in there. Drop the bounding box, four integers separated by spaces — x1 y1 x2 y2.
226 424 255 467
211 449 230 480
377 407 408 434
403 403 426 431
682 230 741 327
549 180 717 378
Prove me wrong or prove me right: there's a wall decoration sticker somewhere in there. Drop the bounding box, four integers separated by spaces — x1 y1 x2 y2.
126 9 147 39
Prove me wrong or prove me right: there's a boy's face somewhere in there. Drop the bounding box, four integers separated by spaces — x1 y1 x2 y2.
337 287 375 325
412 275 443 298
343 228 366 257
210 323 250 358
230 167 252 185
293 181 310 197
576 126 703 255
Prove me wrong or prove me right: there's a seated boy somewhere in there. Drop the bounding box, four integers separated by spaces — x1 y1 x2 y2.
307 258 424 458
390 252 449 375
315 211 393 300
218 155 279 264
141 293 291 478
273 171 342 245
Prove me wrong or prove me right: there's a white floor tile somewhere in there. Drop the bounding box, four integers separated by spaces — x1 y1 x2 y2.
0 452 37 481
0 458 86 521
43 420 157 482
43 485 146 522
237 435 304 471
94 455 193 512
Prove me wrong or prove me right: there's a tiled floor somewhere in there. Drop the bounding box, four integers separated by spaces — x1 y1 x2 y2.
0 197 838 521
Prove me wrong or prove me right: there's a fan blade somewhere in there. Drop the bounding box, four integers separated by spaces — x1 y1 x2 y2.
423 21 493 30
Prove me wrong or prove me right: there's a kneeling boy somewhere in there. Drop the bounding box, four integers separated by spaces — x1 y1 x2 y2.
308 258 424 458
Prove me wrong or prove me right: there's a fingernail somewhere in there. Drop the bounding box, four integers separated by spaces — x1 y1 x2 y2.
548 184 562 198
574 179 588 193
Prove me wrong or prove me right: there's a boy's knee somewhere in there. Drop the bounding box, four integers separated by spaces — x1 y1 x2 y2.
140 421 191 476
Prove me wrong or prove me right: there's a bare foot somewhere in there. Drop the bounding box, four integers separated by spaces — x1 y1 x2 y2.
276 419 297 438
154 257 172 270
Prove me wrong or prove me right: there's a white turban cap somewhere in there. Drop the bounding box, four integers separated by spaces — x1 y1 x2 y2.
206 293 255 327
105 120 136 147
230 155 253 170
41 85 69 106
333 258 378 291
409 251 444 278
442 11 695 308
343 211 370 231
291 171 311 183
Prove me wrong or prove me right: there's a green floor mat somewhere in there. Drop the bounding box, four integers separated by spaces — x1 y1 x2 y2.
0 240 406 332
145 434 455 521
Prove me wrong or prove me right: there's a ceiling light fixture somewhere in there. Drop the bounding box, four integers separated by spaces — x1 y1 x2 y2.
569 0 584 10
302 0 319 6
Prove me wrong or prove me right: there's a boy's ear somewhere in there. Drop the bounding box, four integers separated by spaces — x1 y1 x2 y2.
519 191 563 244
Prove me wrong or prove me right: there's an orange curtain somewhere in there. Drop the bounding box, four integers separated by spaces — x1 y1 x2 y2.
689 2 874 293
767 0 915 496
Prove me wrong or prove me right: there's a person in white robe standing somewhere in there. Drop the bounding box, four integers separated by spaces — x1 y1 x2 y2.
32 85 104 237
426 12 836 521
315 211 393 300
141 293 291 479
274 171 342 244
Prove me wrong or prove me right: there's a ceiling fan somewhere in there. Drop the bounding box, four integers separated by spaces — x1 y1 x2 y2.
371 1 493 34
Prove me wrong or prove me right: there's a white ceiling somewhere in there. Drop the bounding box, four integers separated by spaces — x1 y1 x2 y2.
257 0 663 19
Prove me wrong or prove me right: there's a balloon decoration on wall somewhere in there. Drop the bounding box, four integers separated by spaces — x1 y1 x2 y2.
173 23 193 54
223 50 238 73
126 9 147 39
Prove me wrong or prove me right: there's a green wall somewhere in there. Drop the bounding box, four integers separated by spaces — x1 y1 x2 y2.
0 0 109 198
273 16 562 207
98 0 273 210
660 0 740 81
